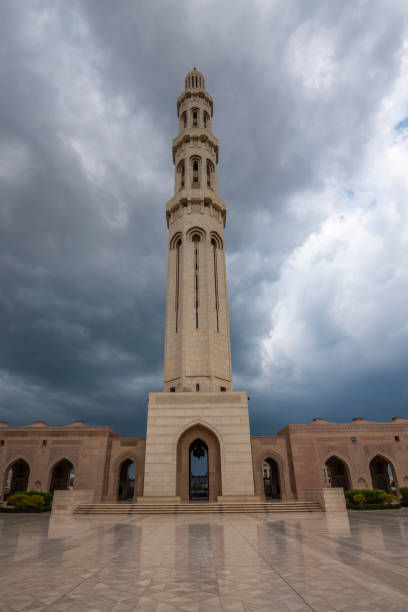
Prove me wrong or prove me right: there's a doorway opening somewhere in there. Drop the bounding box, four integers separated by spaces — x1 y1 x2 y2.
370 456 397 493
324 456 351 490
263 457 281 499
189 439 209 501
117 459 136 502
49 459 75 493
3 459 30 500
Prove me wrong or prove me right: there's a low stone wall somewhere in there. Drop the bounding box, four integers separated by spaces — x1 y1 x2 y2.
51 490 94 517
304 488 347 513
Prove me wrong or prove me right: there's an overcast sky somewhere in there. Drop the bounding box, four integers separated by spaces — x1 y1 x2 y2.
1 0 408 436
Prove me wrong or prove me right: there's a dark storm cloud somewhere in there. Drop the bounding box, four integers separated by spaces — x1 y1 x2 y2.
1 0 408 435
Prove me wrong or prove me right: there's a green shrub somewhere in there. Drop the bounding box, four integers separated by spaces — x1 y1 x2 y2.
400 487 408 506
345 489 400 508
6 491 52 512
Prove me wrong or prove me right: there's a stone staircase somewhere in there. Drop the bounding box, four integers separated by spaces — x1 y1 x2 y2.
73 500 323 515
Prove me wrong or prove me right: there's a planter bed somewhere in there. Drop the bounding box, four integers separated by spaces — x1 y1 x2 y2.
349 504 401 511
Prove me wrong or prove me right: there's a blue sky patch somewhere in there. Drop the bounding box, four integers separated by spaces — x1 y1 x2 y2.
395 117 408 131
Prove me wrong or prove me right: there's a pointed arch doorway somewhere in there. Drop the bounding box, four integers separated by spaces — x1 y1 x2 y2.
177 424 221 502
189 439 208 500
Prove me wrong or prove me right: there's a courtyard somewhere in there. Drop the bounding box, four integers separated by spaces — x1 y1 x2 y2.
0 510 408 611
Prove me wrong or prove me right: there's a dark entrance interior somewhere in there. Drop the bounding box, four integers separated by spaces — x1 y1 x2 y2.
117 459 136 502
189 439 209 501
325 456 350 490
370 456 396 493
49 459 74 493
263 457 281 499
5 459 30 499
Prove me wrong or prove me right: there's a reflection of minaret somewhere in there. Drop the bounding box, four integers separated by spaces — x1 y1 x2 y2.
163 68 232 393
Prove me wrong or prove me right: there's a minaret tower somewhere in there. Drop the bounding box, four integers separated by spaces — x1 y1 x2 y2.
163 68 232 393
142 70 256 502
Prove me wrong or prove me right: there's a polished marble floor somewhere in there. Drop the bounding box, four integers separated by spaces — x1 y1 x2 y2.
1 510 408 611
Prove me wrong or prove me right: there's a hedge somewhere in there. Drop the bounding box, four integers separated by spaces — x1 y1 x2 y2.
3 491 53 513
400 487 408 507
345 489 399 508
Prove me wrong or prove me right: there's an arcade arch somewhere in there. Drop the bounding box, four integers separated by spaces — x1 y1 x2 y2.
324 456 351 490
117 459 136 502
49 459 75 493
370 455 397 493
3 459 30 500
262 457 281 499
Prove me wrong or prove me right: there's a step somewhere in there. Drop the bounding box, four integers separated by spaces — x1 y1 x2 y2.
73 501 323 515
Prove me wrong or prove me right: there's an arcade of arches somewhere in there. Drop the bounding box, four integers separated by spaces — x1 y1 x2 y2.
1 432 407 503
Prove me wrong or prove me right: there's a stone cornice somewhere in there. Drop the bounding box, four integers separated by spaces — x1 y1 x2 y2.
177 90 214 116
166 191 227 227
278 421 408 436
0 426 121 438
172 130 219 163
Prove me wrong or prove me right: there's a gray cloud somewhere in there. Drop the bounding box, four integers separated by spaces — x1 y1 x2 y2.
1 0 408 435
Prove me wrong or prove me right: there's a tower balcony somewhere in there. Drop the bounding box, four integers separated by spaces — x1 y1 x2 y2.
172 130 219 163
177 89 214 116
166 189 227 227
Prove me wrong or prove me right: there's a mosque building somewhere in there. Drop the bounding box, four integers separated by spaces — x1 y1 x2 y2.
1 70 407 510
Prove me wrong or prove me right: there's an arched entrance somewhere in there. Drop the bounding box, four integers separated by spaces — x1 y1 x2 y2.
324 456 351 490
370 456 397 493
49 459 75 493
117 459 136 502
3 459 30 499
177 424 221 502
189 439 209 500
263 457 281 499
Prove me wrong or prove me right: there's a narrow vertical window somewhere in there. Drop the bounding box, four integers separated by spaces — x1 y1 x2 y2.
192 159 199 187
193 110 198 127
180 162 185 188
207 161 211 187
192 234 200 328
175 239 181 332
212 238 219 332
181 111 187 129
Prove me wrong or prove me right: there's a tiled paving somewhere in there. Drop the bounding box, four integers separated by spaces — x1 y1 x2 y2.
1 510 408 611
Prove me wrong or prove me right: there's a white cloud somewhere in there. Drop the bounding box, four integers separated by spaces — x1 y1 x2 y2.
260 42 408 397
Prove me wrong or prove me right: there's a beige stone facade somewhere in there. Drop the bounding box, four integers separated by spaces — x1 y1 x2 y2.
1 70 408 507
163 69 232 394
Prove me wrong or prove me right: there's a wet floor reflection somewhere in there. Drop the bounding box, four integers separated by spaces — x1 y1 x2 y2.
0 510 408 611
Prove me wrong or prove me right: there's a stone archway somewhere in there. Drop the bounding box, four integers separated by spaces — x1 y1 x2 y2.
370 455 397 493
3 459 30 499
49 459 75 493
324 456 351 490
117 459 136 502
177 424 221 502
263 457 281 499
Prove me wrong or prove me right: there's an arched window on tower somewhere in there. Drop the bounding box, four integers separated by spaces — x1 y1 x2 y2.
180 111 187 130
203 111 210 128
177 160 185 189
206 160 214 188
192 108 198 127
191 157 200 188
